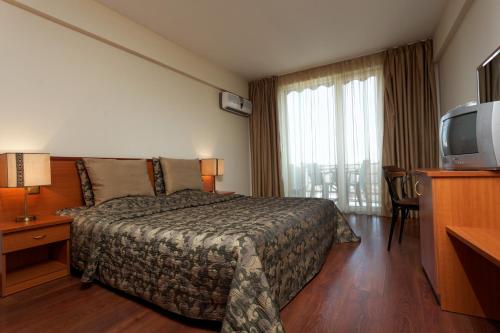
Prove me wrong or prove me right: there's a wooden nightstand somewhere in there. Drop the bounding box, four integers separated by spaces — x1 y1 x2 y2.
216 191 235 196
0 215 72 297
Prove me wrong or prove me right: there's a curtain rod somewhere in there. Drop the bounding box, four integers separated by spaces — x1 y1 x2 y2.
3 0 235 94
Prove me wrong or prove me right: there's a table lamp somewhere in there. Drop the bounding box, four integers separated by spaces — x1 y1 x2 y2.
0 153 51 222
201 158 224 192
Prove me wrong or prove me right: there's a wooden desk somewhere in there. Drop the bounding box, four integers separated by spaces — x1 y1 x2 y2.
416 169 500 320
446 226 500 268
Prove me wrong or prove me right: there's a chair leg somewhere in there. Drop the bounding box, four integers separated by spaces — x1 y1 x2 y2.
399 208 409 244
387 206 399 251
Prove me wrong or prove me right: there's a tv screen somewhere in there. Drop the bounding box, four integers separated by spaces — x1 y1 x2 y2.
442 111 478 156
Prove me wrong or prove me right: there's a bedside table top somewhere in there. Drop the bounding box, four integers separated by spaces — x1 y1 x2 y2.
0 215 73 235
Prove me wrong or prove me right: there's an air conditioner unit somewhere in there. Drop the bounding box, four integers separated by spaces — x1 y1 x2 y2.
219 91 252 116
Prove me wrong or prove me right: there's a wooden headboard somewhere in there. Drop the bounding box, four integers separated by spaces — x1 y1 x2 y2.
0 157 214 221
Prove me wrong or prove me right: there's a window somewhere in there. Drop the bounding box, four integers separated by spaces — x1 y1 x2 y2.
278 62 383 214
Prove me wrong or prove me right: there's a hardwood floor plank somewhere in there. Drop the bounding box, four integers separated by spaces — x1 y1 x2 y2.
0 215 498 333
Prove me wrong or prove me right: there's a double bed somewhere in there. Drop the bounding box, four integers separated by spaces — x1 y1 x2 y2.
32 157 359 332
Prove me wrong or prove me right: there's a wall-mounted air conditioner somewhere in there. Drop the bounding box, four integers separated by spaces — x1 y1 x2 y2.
219 91 252 116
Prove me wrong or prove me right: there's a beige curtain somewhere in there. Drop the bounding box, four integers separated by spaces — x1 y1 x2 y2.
382 40 439 216
249 77 283 197
279 53 384 87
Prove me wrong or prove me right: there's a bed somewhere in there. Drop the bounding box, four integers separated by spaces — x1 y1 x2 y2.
60 189 359 332
0 156 359 332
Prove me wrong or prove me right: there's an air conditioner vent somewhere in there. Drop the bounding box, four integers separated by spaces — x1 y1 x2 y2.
219 91 252 116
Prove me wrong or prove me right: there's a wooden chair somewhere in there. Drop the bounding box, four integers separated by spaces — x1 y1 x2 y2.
383 166 419 251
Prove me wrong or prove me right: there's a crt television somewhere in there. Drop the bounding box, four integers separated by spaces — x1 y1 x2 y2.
440 101 500 170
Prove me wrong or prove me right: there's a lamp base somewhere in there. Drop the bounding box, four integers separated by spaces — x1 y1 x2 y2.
16 215 36 223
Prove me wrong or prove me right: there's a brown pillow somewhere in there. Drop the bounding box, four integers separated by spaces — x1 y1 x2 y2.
160 157 202 194
83 158 154 205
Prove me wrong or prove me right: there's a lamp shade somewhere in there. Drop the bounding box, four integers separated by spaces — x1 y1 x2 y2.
0 153 51 188
216 159 224 176
201 158 224 176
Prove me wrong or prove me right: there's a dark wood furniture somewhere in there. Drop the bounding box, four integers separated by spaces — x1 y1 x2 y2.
416 169 500 320
382 166 419 251
0 215 73 296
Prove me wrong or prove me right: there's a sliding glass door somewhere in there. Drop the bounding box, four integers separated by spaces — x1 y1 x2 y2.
278 64 383 214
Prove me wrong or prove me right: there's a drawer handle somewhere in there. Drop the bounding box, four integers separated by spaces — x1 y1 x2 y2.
32 235 47 240
414 180 423 197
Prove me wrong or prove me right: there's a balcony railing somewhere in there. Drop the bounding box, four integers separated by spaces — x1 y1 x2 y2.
287 162 381 209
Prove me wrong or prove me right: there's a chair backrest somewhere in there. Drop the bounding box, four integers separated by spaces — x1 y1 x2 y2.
320 166 337 185
382 165 407 204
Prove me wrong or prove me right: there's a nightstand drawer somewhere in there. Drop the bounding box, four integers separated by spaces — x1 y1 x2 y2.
2 224 70 253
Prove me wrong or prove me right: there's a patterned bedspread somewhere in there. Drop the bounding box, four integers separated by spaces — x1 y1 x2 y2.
60 190 359 332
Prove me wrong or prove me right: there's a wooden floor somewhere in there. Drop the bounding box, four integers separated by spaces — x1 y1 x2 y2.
1 215 499 333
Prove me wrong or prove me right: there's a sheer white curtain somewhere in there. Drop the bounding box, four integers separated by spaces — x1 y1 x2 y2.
277 54 384 214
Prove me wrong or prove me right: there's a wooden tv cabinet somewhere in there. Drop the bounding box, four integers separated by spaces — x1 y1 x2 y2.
416 169 500 320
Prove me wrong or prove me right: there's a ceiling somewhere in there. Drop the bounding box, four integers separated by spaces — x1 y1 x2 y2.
97 0 448 80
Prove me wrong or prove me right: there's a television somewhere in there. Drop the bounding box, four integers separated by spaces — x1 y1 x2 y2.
440 101 500 170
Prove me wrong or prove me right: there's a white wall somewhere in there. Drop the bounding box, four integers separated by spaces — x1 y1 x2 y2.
433 0 472 62
435 0 500 114
0 0 251 194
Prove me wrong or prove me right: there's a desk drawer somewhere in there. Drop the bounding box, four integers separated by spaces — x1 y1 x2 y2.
2 225 70 253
